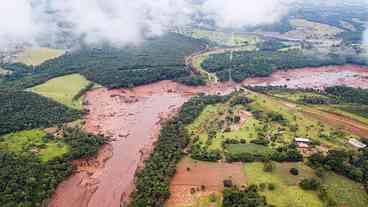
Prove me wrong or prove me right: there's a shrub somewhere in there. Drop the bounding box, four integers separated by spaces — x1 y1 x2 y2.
299 178 321 190
290 168 299 176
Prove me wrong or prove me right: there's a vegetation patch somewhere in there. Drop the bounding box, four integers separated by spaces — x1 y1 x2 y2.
0 128 104 207
226 143 274 160
30 74 95 110
0 90 80 135
321 172 368 207
16 47 65 66
0 129 69 162
244 162 324 207
2 33 206 90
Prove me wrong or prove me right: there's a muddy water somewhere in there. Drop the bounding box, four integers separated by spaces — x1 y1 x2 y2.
242 65 368 89
49 64 368 207
48 81 236 207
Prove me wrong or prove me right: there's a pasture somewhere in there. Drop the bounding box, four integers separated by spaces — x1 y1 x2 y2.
244 162 324 207
0 129 69 162
30 74 95 110
322 172 368 207
16 47 65 66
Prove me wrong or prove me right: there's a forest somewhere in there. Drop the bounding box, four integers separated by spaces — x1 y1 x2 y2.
308 149 368 188
201 50 362 82
1 33 206 90
130 94 231 207
0 128 104 207
0 90 81 135
325 86 368 105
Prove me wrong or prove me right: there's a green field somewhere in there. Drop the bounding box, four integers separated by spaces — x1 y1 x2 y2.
245 162 324 207
226 143 274 157
268 89 368 126
175 26 259 47
17 47 65 66
0 129 69 162
186 90 360 159
322 172 368 207
30 74 95 110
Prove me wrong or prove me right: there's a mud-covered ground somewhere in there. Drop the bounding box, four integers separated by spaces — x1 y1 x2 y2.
49 64 368 207
48 81 236 207
242 65 368 89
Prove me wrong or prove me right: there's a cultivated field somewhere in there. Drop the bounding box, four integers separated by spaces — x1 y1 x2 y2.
30 74 95 110
16 47 65 66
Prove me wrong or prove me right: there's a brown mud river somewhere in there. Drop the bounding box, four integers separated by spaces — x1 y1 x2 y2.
48 64 368 207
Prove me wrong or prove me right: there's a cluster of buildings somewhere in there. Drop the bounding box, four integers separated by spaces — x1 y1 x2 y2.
294 137 367 149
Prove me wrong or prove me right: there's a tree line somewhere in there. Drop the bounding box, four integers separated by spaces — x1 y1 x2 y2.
0 128 105 207
0 90 81 135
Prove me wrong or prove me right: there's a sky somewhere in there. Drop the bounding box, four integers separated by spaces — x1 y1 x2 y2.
0 0 366 49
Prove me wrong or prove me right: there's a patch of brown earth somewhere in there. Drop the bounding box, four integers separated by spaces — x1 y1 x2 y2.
302 108 368 138
166 157 246 207
242 65 368 89
49 80 237 207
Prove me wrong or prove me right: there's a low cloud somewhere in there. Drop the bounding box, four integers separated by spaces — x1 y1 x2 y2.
0 0 364 50
201 0 298 28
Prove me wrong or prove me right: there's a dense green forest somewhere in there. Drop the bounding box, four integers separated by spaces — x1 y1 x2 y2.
325 86 368 105
0 90 80 135
130 94 231 207
1 33 206 90
0 128 104 207
201 50 362 82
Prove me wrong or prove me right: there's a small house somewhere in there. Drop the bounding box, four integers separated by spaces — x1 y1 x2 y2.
295 138 312 148
348 139 367 149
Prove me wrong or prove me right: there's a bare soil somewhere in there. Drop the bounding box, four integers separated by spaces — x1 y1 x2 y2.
48 81 236 207
242 65 368 89
166 157 246 207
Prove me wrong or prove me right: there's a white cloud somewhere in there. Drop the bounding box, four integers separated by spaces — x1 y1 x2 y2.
201 0 298 28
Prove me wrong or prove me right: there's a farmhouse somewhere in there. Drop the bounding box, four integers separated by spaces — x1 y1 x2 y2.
295 138 312 148
348 139 367 149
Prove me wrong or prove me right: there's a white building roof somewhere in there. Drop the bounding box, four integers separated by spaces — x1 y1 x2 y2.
295 138 311 143
348 139 367 149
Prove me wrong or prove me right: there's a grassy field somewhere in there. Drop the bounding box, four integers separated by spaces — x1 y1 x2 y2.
0 129 69 162
226 143 274 157
16 47 65 66
269 89 368 127
187 90 360 156
245 162 324 207
30 74 95 110
246 91 358 148
175 26 259 47
322 172 368 207
286 18 344 40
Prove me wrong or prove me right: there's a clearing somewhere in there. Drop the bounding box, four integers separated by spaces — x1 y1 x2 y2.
0 129 69 162
16 47 65 66
166 157 245 207
30 74 95 110
245 162 323 207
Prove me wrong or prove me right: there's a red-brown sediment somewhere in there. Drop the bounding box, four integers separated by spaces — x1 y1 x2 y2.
242 65 368 89
48 81 236 207
166 157 246 207
49 64 368 207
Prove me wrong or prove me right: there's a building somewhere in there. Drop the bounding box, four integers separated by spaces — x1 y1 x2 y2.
348 139 367 149
295 138 312 148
